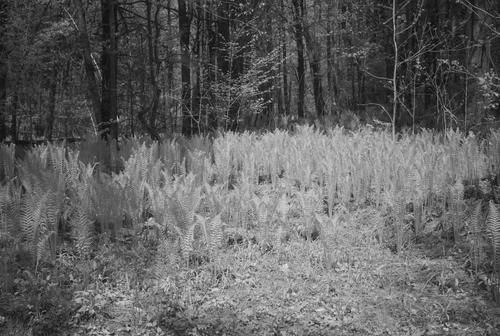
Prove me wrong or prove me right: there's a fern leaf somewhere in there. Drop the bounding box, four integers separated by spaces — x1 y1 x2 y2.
181 223 196 260
208 214 223 255
70 208 94 256
36 230 56 270
486 201 500 271
470 200 483 235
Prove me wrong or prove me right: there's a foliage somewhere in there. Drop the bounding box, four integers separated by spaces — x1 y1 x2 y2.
1 127 500 334
0 144 15 184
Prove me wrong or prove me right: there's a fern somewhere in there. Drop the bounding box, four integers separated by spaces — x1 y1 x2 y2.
486 201 500 275
394 190 406 253
198 213 224 257
90 174 125 238
469 200 485 273
147 173 202 261
251 195 269 226
69 208 94 256
181 223 196 261
20 191 59 270
0 144 15 184
450 180 465 242
0 184 21 238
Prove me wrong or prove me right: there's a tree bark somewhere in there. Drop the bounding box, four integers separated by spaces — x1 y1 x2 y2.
46 66 57 141
100 0 118 141
0 0 6 141
292 0 305 119
178 0 192 135
392 0 398 139
465 0 495 123
166 0 175 132
303 28 326 118
138 0 161 141
0 62 5 141
326 0 338 115
301 2 325 118
11 91 18 142
282 27 290 116
74 0 101 126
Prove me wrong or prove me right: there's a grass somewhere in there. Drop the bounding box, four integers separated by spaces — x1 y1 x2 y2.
46 208 500 335
0 126 500 335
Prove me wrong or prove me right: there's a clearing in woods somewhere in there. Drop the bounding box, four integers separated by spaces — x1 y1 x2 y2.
1 128 500 335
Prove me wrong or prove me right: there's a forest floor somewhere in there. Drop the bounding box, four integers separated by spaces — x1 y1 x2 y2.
2 206 500 336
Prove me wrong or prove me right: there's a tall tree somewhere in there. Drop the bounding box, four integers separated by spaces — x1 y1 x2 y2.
178 0 192 135
291 0 305 119
0 0 7 140
137 0 161 141
100 0 118 140
74 0 101 131
302 1 326 118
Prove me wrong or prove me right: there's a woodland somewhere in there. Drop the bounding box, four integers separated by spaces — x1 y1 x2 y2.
1 0 500 335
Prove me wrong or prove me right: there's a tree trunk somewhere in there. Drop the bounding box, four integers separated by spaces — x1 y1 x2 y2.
11 91 18 142
326 1 338 115
391 0 398 139
178 0 192 135
74 0 101 127
0 0 6 141
46 66 57 141
0 62 5 141
216 2 231 129
100 0 118 141
261 1 275 127
301 3 325 118
465 0 495 123
138 0 161 141
166 0 175 133
192 5 202 133
282 27 290 116
292 0 305 119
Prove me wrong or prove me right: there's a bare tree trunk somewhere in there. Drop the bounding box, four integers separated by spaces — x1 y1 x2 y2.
192 4 202 134
301 2 325 118
303 29 325 117
0 0 6 141
465 0 495 123
282 28 290 116
178 0 192 135
46 66 57 141
326 0 338 116
216 2 232 130
279 0 290 116
0 63 5 141
11 91 18 142
74 0 101 126
100 0 118 141
292 0 305 119
262 1 275 127
138 0 161 141
126 59 134 136
392 0 398 140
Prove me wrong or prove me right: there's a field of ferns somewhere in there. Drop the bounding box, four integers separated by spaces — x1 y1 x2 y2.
1 125 500 335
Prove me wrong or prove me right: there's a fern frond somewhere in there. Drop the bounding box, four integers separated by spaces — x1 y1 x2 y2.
0 144 15 183
486 201 500 271
468 200 485 272
207 214 223 255
20 193 48 246
181 223 196 260
70 208 94 256
36 230 56 270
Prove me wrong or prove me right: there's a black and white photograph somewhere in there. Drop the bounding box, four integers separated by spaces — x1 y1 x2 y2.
0 0 499 335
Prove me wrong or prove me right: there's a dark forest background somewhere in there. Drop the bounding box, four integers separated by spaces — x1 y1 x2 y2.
0 0 499 141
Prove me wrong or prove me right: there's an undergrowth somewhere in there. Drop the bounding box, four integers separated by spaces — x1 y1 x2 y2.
0 126 499 334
